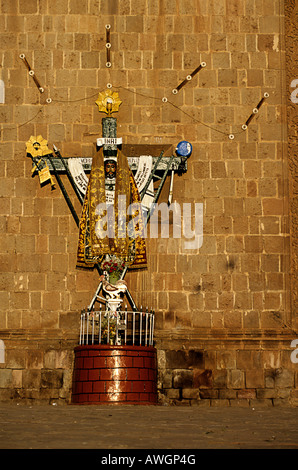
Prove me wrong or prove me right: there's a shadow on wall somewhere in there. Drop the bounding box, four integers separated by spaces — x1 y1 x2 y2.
0 340 5 363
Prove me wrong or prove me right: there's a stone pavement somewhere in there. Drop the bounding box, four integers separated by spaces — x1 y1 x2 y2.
0 403 297 453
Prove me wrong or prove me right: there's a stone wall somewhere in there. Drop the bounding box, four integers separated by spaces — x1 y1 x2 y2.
157 341 297 406
0 0 297 405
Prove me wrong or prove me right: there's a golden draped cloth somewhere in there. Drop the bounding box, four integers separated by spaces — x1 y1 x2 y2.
76 148 147 270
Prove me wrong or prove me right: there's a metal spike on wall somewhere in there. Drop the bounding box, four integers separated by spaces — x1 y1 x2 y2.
0 64 4 104
0 79 4 104
19 54 45 94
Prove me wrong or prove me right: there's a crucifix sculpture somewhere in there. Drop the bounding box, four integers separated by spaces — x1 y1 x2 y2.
26 88 192 315
76 89 147 313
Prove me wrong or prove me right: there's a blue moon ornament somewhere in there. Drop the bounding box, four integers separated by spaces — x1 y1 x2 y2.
175 141 192 158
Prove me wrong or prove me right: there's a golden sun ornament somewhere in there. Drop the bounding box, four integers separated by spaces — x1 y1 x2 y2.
26 135 55 189
26 135 52 158
95 89 122 116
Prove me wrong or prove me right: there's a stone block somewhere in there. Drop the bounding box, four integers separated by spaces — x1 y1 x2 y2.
230 399 250 407
59 312 79 331
191 399 211 407
27 350 44 370
157 349 166 369
126 16 144 33
262 351 281 369
263 235 285 253
0 389 13 401
244 235 263 253
165 350 187 368
188 350 205 368
41 369 64 389
189 294 204 312
19 0 38 14
0 369 12 388
175 311 192 329
69 0 88 14
265 371 275 388
81 51 99 69
218 69 238 87
275 369 294 388
158 369 172 389
49 124 65 142
0 0 293 406
250 399 273 407
276 388 291 399
237 389 256 399
55 350 74 370
61 369 73 393
165 349 204 369
6 350 27 369
213 369 227 388
258 34 275 51
274 398 292 407
246 370 264 388
204 351 217 369
182 388 199 399
256 388 277 399
234 292 252 309
223 312 242 329
12 370 22 388
44 350 56 369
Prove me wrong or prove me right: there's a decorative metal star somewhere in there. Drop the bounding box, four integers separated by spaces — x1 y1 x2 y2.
26 135 52 158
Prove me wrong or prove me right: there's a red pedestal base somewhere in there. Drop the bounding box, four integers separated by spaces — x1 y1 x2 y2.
71 344 158 405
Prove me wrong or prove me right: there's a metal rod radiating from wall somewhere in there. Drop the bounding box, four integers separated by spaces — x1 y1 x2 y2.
105 24 111 67
79 313 83 345
152 312 155 346
82 312 85 345
53 144 84 205
79 309 155 347
86 312 89 343
172 62 206 94
242 93 269 130
47 153 80 227
145 308 148 346
116 312 119 345
19 54 45 93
